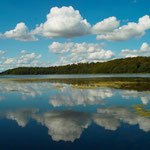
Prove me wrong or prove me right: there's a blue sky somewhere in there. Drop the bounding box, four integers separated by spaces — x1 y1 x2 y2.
0 0 150 71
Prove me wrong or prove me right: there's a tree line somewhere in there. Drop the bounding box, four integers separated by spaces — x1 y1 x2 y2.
1 57 150 75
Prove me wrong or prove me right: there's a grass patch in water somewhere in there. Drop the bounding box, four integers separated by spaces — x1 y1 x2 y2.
132 104 150 117
72 85 99 89
54 85 64 89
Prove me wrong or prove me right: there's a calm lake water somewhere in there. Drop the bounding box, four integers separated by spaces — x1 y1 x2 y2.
0 77 150 150
1 74 150 79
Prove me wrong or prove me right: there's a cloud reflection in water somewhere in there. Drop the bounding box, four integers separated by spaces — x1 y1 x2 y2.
50 87 114 107
0 106 149 142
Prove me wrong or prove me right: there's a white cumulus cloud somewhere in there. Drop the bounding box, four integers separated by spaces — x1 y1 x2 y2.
4 53 42 65
0 51 45 72
49 42 115 65
21 50 28 54
32 6 91 39
0 50 6 55
120 42 150 57
96 15 150 41
92 16 120 34
4 22 38 41
0 6 150 42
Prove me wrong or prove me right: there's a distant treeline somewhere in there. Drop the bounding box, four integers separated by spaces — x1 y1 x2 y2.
1 57 150 75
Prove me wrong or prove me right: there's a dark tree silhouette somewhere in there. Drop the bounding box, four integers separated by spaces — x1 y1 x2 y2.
1 57 150 75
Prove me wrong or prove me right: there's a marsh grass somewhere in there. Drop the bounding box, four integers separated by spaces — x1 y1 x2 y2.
133 104 150 117
72 85 99 89
54 85 64 89
1 77 150 91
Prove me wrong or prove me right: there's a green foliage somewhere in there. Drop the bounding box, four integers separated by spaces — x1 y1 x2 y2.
1 56 150 75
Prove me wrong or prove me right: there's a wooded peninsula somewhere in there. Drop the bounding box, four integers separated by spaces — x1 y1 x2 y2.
1 57 150 75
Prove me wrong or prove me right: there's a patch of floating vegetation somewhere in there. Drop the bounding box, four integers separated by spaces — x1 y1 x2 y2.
132 104 150 117
54 85 64 89
91 81 137 89
132 104 146 108
0 89 4 92
144 91 150 94
72 85 99 89
72 81 138 89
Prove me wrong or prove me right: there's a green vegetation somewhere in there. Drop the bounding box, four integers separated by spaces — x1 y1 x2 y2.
132 104 150 117
72 85 99 89
1 77 150 91
1 56 150 75
54 85 64 89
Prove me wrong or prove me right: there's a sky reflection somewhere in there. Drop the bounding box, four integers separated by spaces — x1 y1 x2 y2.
0 106 149 142
0 80 150 143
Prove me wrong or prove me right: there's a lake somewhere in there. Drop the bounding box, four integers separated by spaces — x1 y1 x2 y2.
1 74 150 79
0 76 150 150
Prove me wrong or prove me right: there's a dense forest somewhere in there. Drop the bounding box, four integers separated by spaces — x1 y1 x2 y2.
1 57 150 75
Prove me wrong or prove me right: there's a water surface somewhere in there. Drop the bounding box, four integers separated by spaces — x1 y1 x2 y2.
1 74 150 79
0 78 150 150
